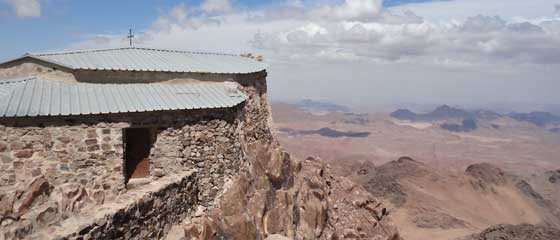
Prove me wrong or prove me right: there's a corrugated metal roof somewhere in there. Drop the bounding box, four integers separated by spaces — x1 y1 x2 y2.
16 47 268 74
0 77 30 99
0 77 247 118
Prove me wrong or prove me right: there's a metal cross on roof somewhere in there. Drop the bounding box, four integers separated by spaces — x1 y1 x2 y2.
127 29 135 47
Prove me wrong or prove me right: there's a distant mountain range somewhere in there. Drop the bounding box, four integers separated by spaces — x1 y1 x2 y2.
440 118 478 132
391 105 487 121
391 105 560 127
508 112 560 127
297 99 351 114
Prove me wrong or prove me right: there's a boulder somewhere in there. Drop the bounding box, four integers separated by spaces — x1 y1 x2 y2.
183 217 219 240
14 176 52 215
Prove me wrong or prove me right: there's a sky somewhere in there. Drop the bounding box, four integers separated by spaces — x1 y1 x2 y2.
1 0 560 112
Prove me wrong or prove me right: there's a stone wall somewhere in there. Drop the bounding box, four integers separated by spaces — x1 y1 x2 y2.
151 118 242 205
73 69 265 84
0 121 127 222
15 171 197 239
0 107 244 239
0 60 272 239
31 170 198 240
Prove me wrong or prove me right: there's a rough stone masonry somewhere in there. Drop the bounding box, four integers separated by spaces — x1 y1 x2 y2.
0 51 272 239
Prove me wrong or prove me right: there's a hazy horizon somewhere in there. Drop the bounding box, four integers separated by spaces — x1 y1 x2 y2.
271 97 560 115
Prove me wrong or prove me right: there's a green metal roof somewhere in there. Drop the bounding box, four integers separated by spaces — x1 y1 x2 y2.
3 47 268 74
0 77 247 118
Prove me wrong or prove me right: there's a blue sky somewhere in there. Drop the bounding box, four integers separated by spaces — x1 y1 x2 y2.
0 0 184 59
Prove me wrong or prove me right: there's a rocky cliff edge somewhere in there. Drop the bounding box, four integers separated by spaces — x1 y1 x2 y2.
181 141 401 240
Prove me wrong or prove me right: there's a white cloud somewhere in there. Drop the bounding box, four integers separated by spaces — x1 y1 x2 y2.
251 14 560 66
68 0 560 110
541 20 560 33
70 0 560 67
311 0 383 21
460 15 506 32
391 0 558 22
150 4 222 33
379 10 423 25
199 0 233 13
6 0 41 18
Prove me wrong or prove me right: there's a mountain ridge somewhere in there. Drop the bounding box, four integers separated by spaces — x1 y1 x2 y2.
349 158 560 240
391 105 560 127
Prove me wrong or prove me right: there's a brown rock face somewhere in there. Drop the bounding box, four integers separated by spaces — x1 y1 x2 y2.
184 217 220 240
354 156 430 208
14 176 53 215
57 183 92 213
466 163 508 192
36 206 58 226
0 193 16 217
14 149 34 158
0 141 7 152
182 141 401 240
466 163 508 185
463 223 560 240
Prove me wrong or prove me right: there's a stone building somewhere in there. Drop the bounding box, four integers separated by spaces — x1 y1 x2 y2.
0 47 272 239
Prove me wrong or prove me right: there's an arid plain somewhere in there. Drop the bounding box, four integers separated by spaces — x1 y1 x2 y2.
272 103 560 175
272 103 560 240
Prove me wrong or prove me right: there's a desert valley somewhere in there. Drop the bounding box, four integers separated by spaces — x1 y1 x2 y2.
272 101 560 240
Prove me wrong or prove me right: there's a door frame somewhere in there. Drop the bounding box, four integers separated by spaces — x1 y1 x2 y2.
122 127 153 184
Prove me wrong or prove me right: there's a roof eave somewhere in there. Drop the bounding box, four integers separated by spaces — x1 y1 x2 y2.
0 55 75 71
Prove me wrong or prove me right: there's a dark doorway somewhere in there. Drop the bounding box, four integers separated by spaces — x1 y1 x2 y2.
123 128 151 183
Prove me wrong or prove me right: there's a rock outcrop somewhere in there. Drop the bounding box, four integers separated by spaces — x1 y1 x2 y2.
182 142 401 240
461 223 560 240
466 163 507 186
354 157 430 207
466 163 508 192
